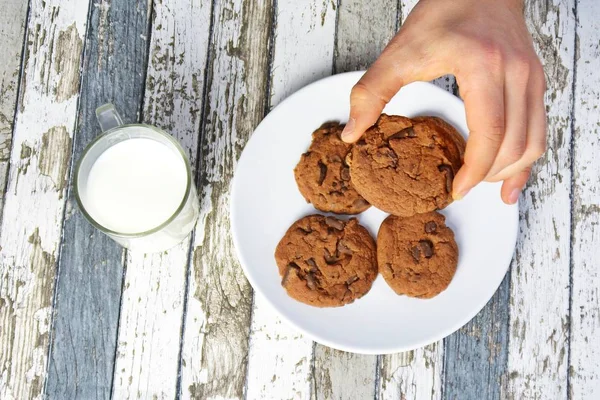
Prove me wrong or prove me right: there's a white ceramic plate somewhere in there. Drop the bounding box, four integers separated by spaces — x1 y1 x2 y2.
231 71 518 354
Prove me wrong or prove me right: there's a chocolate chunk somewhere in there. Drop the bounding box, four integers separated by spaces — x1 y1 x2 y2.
306 258 317 271
438 164 454 193
425 221 438 233
306 272 318 290
330 155 342 163
336 240 353 255
419 240 434 258
356 138 367 146
346 276 359 286
318 161 327 185
410 245 421 263
340 167 350 181
373 147 398 168
353 198 369 209
324 248 340 265
410 240 434 261
325 216 345 230
281 262 300 286
388 126 416 140
297 226 312 235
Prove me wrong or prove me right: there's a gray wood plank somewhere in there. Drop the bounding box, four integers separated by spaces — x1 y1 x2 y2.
0 0 29 229
443 275 510 400
313 1 397 397
45 1 151 398
178 0 274 398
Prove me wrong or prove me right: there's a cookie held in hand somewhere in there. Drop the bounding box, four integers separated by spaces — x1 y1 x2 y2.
275 215 377 307
349 114 465 217
377 211 458 299
294 122 370 214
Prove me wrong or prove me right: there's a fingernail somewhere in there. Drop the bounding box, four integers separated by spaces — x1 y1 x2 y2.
452 188 470 201
341 118 356 140
508 188 520 204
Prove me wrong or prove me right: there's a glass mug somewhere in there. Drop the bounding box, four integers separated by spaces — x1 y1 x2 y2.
75 103 200 253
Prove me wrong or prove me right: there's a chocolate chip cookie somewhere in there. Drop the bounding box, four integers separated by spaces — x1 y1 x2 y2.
349 114 466 217
274 215 377 307
295 122 370 214
377 212 458 298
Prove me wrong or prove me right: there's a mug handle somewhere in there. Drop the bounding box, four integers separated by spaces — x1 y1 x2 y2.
96 103 124 132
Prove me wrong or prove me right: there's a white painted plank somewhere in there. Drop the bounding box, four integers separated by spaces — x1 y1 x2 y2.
0 0 89 398
570 0 600 397
110 1 212 398
0 0 28 226
377 3 447 399
506 0 575 398
245 1 335 399
313 346 378 400
179 1 273 399
379 342 443 400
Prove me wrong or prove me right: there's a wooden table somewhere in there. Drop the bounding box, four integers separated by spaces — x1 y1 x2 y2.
0 0 598 399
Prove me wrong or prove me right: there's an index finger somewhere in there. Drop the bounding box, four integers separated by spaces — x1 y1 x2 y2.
452 71 506 199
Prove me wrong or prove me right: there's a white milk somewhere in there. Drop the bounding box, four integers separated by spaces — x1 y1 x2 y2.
84 137 188 234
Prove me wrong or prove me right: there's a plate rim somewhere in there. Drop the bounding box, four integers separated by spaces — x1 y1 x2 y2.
230 71 518 354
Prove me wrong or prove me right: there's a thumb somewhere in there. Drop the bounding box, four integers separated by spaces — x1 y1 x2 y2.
341 39 441 143
341 63 406 143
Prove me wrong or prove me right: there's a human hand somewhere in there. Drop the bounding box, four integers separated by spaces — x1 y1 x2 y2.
341 0 546 205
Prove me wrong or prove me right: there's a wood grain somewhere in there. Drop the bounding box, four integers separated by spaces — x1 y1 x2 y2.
443 275 510 400
179 1 273 398
110 0 212 398
0 0 29 229
44 1 151 399
378 342 443 400
334 0 397 73
313 346 377 400
570 0 600 397
0 0 89 398
245 1 336 399
506 0 575 398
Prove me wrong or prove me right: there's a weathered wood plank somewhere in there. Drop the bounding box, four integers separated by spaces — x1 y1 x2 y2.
506 0 575 398
44 1 151 398
334 0 397 73
0 0 29 229
442 275 510 400
376 3 447 399
379 342 443 400
570 0 600 397
0 0 89 398
311 1 396 397
110 1 212 398
245 1 336 399
314 346 378 400
179 1 273 398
